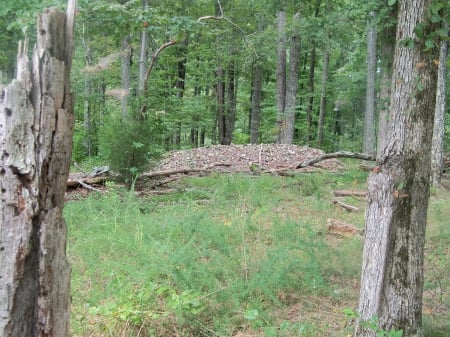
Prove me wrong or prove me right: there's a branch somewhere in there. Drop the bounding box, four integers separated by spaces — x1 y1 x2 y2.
142 39 177 104
139 163 232 179
296 151 376 169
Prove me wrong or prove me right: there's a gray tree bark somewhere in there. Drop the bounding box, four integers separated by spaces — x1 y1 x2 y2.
250 59 262 144
317 48 329 147
0 2 75 336
276 10 287 143
355 1 438 336
138 0 150 93
280 12 301 145
431 27 448 187
376 5 396 159
121 35 131 119
363 10 377 155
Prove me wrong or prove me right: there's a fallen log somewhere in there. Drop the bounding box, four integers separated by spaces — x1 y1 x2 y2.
67 176 108 189
332 198 359 212
139 162 232 179
296 150 375 169
333 189 367 198
327 218 364 237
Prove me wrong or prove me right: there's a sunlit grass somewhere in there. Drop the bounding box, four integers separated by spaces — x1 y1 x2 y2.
65 165 449 337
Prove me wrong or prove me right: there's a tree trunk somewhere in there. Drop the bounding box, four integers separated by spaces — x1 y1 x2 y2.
317 48 329 147
138 0 149 93
376 5 396 159
431 25 448 187
276 10 287 143
216 64 225 144
223 58 236 145
0 2 75 336
281 12 301 144
121 35 131 119
363 10 377 156
250 20 264 145
83 46 93 157
306 47 316 141
355 1 438 336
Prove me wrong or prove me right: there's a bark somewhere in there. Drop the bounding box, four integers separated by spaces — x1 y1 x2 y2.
431 26 448 187
316 48 329 147
355 1 438 336
120 35 131 119
223 58 236 145
281 12 301 144
376 5 396 158
276 11 287 143
250 20 264 144
83 46 93 156
216 65 225 144
250 60 262 144
0 3 75 336
306 47 316 140
363 10 377 156
138 0 149 93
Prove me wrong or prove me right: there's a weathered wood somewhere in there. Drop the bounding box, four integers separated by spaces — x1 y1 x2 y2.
332 198 359 212
296 150 375 169
66 176 107 188
327 219 363 236
139 162 232 179
333 189 367 197
0 2 76 336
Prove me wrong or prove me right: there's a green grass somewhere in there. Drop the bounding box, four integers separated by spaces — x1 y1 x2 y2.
65 166 449 337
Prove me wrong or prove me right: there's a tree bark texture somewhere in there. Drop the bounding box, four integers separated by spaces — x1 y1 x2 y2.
376 5 396 159
276 11 287 143
0 3 75 336
355 1 438 337
250 59 262 144
120 35 131 119
280 12 301 145
363 10 377 156
316 48 329 147
138 0 149 93
431 27 448 186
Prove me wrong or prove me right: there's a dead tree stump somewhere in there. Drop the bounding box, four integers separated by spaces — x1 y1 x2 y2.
0 2 75 336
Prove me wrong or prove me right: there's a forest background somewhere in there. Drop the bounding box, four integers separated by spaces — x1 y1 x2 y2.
1 0 448 178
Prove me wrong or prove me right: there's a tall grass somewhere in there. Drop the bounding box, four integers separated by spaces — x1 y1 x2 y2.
65 168 449 337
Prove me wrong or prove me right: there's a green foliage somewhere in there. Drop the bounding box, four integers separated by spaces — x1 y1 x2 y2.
98 112 163 183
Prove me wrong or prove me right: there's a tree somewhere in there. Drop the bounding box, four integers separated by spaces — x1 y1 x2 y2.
275 10 287 143
363 8 377 155
431 23 448 187
355 1 439 336
0 1 75 335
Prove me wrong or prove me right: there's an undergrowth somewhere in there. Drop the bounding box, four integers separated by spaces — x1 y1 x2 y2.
65 165 449 337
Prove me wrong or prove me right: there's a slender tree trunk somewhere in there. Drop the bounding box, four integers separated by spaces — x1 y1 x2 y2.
216 64 225 144
0 3 75 336
317 48 329 147
306 47 316 141
431 26 448 187
84 46 93 157
355 1 438 336
138 0 149 93
363 10 377 155
223 58 236 145
276 10 287 143
250 60 262 144
121 35 132 119
377 5 396 159
281 12 301 144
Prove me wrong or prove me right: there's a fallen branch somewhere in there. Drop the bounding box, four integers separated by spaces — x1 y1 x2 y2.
327 218 363 237
333 189 367 198
332 198 359 212
296 150 375 169
139 163 232 179
75 179 103 193
67 176 107 189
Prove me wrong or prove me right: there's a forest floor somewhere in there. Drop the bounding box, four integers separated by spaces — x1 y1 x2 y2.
67 145 449 337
